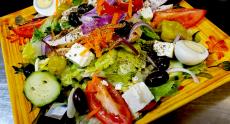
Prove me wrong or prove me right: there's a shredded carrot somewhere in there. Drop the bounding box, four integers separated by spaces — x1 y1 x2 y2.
24 38 28 44
86 107 101 119
111 13 120 24
87 75 102 93
66 0 72 4
54 0 59 15
97 0 105 15
128 0 133 18
107 13 121 43
19 37 24 45
79 24 125 57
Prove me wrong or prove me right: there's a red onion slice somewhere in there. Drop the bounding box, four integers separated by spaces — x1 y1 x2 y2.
128 22 154 41
166 68 199 83
116 35 139 55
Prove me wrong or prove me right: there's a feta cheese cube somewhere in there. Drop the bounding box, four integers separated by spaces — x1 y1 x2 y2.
140 7 153 20
153 40 175 58
65 43 95 67
122 82 154 114
45 103 67 120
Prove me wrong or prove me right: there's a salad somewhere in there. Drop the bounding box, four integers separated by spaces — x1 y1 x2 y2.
8 0 230 123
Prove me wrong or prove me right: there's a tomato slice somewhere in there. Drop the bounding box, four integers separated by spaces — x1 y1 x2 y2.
12 19 45 38
85 76 133 124
139 101 157 112
116 0 143 12
99 0 143 16
152 8 206 28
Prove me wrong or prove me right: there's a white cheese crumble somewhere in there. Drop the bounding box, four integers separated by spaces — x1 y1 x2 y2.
122 82 154 114
139 7 154 20
65 43 95 67
45 103 67 120
153 40 175 58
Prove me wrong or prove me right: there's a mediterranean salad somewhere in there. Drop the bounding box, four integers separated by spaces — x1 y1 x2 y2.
8 0 230 123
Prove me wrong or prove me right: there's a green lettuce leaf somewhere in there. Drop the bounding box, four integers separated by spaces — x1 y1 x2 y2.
141 26 160 40
72 0 83 6
150 81 179 101
95 50 117 70
60 64 84 86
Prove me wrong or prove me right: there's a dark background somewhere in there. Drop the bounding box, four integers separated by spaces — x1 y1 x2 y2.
0 0 229 35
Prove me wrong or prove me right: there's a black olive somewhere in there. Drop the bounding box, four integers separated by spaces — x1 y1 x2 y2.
147 50 158 60
72 88 88 115
77 3 94 15
145 71 169 87
23 64 35 77
115 20 133 37
164 0 182 5
68 12 82 27
154 56 170 71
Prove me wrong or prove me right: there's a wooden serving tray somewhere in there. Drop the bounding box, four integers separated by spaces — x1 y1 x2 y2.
0 1 230 124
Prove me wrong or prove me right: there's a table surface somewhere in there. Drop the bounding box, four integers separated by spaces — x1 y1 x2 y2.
0 0 230 124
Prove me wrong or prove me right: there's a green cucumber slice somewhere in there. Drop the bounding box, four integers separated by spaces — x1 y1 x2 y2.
24 71 61 107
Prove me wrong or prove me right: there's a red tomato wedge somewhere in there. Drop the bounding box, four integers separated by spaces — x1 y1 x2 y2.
152 8 206 28
12 19 45 38
85 76 133 124
117 0 143 12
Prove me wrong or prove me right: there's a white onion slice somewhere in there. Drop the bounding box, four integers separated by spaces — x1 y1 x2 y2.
67 88 76 118
166 68 199 83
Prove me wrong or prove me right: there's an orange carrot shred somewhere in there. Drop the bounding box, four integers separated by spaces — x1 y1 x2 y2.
19 37 24 45
80 24 125 57
128 0 133 18
86 107 101 119
97 0 105 15
111 13 120 24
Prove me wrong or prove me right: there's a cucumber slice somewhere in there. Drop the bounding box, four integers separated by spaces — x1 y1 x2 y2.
24 71 61 107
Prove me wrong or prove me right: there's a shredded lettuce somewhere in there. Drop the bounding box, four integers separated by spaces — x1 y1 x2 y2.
103 48 146 89
95 50 117 70
31 29 44 43
22 42 42 63
184 62 207 78
60 64 84 86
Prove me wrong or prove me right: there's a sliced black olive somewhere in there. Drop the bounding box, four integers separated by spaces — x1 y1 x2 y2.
154 56 170 71
115 20 133 38
23 64 35 77
72 88 88 115
145 71 169 87
68 12 82 27
77 3 94 15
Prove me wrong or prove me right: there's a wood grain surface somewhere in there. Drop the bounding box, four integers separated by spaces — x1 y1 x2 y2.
0 1 230 124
